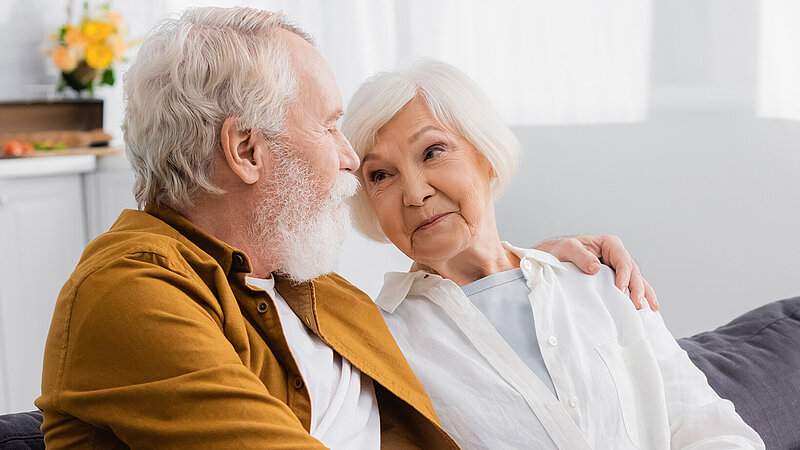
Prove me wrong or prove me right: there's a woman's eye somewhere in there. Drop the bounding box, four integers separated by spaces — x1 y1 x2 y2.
370 171 388 183
424 145 444 161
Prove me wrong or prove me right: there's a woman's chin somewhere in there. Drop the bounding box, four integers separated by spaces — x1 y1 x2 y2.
408 231 470 266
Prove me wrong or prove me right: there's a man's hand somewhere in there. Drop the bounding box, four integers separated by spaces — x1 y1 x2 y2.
535 235 658 311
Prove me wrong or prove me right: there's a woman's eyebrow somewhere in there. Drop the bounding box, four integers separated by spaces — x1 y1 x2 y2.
361 152 378 165
408 125 444 144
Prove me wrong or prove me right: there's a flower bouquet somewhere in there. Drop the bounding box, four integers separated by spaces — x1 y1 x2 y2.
49 2 134 96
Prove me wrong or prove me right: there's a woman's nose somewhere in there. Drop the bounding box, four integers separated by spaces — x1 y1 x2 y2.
402 173 435 207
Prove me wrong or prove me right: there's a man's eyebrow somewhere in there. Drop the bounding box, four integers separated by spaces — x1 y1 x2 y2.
327 109 344 123
408 125 443 144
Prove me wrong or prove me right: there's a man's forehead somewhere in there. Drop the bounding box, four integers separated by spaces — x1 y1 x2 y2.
280 32 343 117
278 29 326 74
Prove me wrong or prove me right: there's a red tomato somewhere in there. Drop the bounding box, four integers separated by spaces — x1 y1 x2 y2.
21 144 34 153
2 141 24 156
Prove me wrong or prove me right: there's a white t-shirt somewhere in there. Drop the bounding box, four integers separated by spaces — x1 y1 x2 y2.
246 276 380 449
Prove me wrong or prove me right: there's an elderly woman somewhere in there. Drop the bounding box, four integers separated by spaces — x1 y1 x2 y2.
341 60 763 449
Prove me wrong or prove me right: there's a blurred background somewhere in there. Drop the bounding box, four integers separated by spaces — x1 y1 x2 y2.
1 0 798 414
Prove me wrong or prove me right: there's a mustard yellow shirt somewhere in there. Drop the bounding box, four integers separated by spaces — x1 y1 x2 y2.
35 206 458 449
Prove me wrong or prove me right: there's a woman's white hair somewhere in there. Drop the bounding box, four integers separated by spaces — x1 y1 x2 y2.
122 7 313 209
341 59 520 243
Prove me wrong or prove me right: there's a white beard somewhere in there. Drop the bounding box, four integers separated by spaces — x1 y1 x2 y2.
251 143 360 282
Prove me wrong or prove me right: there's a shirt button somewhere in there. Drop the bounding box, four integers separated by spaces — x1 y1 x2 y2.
548 336 558 347
569 394 579 408
522 259 533 271
294 376 304 389
257 301 269 313
232 253 245 267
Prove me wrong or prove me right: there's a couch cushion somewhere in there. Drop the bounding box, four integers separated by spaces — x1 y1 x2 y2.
0 410 44 450
678 296 800 450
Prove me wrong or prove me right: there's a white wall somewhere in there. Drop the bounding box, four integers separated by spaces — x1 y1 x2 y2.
1 0 798 340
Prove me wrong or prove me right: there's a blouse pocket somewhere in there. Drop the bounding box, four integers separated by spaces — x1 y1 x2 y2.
595 338 669 449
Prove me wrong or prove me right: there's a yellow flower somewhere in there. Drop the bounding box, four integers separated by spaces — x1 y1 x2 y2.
108 34 127 59
64 28 89 48
83 22 112 42
51 46 78 72
85 44 113 68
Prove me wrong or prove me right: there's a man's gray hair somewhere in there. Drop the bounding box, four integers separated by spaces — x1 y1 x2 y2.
122 7 313 209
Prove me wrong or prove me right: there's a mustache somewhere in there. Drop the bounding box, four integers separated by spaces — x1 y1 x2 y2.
329 172 361 202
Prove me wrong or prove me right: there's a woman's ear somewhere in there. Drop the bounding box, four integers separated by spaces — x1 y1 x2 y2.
220 117 268 185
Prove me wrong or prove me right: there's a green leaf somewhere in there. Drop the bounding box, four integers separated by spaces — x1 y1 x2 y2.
61 70 86 92
101 68 115 86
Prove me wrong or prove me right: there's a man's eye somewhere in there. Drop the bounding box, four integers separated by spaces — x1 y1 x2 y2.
370 171 388 182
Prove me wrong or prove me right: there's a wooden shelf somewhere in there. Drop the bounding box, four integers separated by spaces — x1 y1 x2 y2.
25 146 124 158
1 146 123 160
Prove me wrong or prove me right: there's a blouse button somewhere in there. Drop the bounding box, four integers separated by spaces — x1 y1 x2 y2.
522 259 533 271
568 394 579 408
257 301 269 313
547 336 558 347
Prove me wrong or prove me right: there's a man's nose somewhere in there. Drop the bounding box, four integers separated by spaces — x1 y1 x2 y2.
339 136 360 172
402 172 434 207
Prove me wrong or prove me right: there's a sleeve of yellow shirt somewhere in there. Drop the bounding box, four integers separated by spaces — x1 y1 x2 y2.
36 251 327 449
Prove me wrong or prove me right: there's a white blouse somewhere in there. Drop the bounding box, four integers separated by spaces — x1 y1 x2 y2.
375 243 764 449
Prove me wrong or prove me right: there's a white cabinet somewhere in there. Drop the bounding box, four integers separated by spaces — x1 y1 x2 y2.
84 154 137 239
0 173 88 413
0 153 133 414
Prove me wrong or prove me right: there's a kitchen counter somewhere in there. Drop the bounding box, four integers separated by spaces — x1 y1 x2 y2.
0 147 123 179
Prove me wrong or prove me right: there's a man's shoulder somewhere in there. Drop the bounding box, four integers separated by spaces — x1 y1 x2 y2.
314 272 373 303
67 209 218 296
86 209 204 263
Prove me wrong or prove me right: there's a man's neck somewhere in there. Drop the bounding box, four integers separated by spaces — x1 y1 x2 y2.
174 198 276 278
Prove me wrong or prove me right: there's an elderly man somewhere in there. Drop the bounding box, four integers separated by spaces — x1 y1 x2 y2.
36 7 655 448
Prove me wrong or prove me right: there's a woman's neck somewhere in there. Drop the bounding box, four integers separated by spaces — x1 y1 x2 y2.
417 215 520 286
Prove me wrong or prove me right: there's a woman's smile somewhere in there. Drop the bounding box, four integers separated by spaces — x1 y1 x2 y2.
413 212 455 232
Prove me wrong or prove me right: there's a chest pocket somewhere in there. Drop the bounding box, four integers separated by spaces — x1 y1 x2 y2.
595 338 670 449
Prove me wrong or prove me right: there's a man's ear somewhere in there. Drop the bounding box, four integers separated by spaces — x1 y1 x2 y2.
220 117 268 185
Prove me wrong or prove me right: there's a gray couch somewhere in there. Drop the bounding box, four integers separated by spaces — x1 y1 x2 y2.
2 296 798 449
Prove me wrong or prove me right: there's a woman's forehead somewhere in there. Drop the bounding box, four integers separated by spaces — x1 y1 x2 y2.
377 98 438 137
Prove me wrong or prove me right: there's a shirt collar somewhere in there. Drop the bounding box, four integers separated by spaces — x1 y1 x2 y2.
375 271 431 314
143 204 251 276
140 205 324 332
501 241 567 271
375 242 566 314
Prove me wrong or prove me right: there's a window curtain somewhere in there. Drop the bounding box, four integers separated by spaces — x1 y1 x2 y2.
757 0 800 120
165 0 652 125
